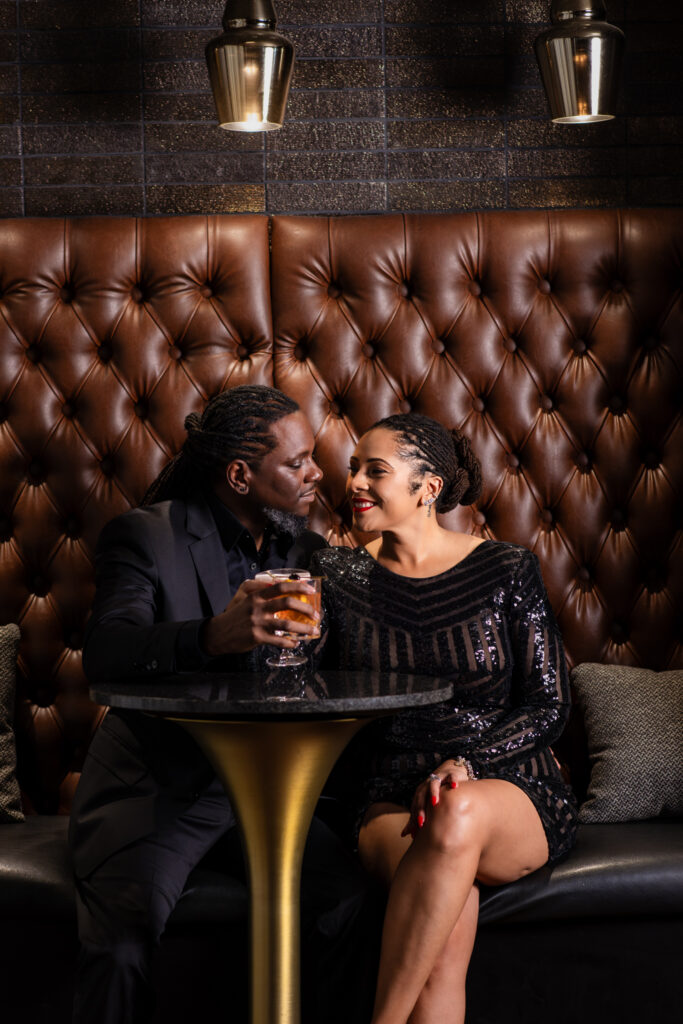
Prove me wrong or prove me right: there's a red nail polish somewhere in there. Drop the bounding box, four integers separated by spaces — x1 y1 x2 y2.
431 794 438 806
417 812 425 828
450 780 457 789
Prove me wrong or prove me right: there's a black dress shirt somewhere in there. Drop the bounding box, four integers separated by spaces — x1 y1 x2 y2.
175 491 311 670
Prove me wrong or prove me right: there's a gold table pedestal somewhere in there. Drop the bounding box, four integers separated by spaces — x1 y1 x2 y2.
172 715 367 1024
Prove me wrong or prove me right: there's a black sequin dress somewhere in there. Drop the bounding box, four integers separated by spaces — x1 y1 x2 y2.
312 540 578 862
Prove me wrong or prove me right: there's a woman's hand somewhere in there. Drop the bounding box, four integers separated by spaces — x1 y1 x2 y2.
400 759 474 838
201 579 320 655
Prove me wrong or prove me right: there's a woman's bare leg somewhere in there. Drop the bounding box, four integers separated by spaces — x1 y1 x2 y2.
407 885 479 1024
359 781 549 1024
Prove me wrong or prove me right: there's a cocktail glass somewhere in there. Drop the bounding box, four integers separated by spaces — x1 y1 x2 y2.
255 569 322 668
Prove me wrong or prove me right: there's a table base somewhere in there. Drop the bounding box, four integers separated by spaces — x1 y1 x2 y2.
172 716 366 1024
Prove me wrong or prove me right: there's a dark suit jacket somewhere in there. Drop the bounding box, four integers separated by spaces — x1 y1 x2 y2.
70 496 327 877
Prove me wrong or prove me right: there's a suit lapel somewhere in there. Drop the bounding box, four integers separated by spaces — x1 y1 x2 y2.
186 499 232 616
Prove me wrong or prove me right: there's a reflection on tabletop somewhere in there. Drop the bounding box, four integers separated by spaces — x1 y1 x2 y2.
89 669 454 716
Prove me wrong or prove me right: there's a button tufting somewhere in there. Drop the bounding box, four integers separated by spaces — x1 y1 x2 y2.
472 510 486 526
98 344 112 363
100 456 114 477
62 402 75 419
64 517 80 538
506 453 520 469
169 345 182 360
0 401 7 422
431 339 445 355
131 286 144 303
468 280 482 297
541 508 554 529
201 283 213 299
643 451 660 470
538 278 551 295
329 401 341 417
28 461 44 484
327 282 341 299
134 401 147 419
32 574 48 597
573 338 587 354
68 631 83 650
611 622 629 644
398 282 410 298
608 395 625 415
541 394 554 412
611 279 623 293
504 336 517 353
237 345 249 360
399 399 412 414
26 345 41 363
0 516 11 540
362 343 375 358
293 343 307 361
577 567 592 589
611 509 626 531
333 512 343 526
576 452 591 472
472 397 485 413
643 335 659 351
60 285 74 303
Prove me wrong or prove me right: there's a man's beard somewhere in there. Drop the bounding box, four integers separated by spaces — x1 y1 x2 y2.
263 506 308 538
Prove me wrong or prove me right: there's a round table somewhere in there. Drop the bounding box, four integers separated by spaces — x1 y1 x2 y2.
91 668 453 1024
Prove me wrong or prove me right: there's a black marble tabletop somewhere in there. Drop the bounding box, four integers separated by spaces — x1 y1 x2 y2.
90 669 453 719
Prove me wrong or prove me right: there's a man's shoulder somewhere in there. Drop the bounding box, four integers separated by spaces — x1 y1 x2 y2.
98 498 197 546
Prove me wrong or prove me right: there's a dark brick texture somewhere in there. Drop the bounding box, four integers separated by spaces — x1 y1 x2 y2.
0 0 680 216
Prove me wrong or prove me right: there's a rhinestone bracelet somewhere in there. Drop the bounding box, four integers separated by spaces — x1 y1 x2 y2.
452 756 477 781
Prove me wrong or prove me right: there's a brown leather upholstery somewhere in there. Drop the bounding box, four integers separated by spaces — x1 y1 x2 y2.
1 210 681 815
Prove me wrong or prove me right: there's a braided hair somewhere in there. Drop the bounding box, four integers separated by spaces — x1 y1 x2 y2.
370 412 482 512
141 385 299 506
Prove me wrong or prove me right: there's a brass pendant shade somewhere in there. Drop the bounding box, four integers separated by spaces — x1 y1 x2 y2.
535 1 624 123
206 0 294 132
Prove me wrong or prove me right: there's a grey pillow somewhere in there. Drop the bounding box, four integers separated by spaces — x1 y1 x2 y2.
571 663 683 824
0 623 24 822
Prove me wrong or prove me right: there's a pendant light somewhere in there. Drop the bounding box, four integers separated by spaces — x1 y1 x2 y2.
534 1 624 123
205 0 295 132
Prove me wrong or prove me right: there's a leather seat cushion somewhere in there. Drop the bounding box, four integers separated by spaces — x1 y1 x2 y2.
479 821 683 924
3 817 683 928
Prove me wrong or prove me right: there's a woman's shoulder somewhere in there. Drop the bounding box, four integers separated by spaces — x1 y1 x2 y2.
477 539 534 566
312 544 365 574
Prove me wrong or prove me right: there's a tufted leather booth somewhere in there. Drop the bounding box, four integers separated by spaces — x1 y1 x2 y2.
1 210 682 1023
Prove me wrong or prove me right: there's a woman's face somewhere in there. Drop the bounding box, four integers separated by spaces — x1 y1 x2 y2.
346 427 439 530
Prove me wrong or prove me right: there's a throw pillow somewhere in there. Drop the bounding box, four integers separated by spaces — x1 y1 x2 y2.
571 663 683 824
0 623 24 822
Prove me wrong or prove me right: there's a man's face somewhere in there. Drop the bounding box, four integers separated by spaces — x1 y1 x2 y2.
246 411 322 517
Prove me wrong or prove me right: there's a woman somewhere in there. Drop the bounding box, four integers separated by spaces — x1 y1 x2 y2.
312 413 577 1024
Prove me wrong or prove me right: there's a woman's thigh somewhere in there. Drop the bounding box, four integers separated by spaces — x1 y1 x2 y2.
448 779 549 886
358 803 411 885
358 782 549 889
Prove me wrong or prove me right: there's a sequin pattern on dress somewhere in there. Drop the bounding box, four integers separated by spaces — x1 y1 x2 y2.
312 541 578 862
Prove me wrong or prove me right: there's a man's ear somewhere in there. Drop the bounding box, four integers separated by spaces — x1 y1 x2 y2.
225 459 251 495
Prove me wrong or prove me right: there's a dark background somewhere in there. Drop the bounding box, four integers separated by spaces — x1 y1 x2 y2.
0 0 681 217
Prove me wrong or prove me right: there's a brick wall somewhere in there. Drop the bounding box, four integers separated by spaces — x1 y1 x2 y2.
0 0 681 217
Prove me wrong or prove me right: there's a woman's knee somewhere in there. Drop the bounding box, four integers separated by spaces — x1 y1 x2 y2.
421 786 485 858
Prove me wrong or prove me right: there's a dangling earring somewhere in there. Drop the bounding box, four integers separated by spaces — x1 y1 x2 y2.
424 497 435 518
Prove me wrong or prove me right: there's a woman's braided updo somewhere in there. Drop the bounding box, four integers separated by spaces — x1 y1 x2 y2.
370 412 482 512
141 385 299 506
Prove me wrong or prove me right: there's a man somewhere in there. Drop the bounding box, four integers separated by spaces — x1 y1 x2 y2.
70 385 378 1023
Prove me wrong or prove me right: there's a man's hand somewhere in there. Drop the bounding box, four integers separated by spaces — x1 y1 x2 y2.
200 579 320 656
